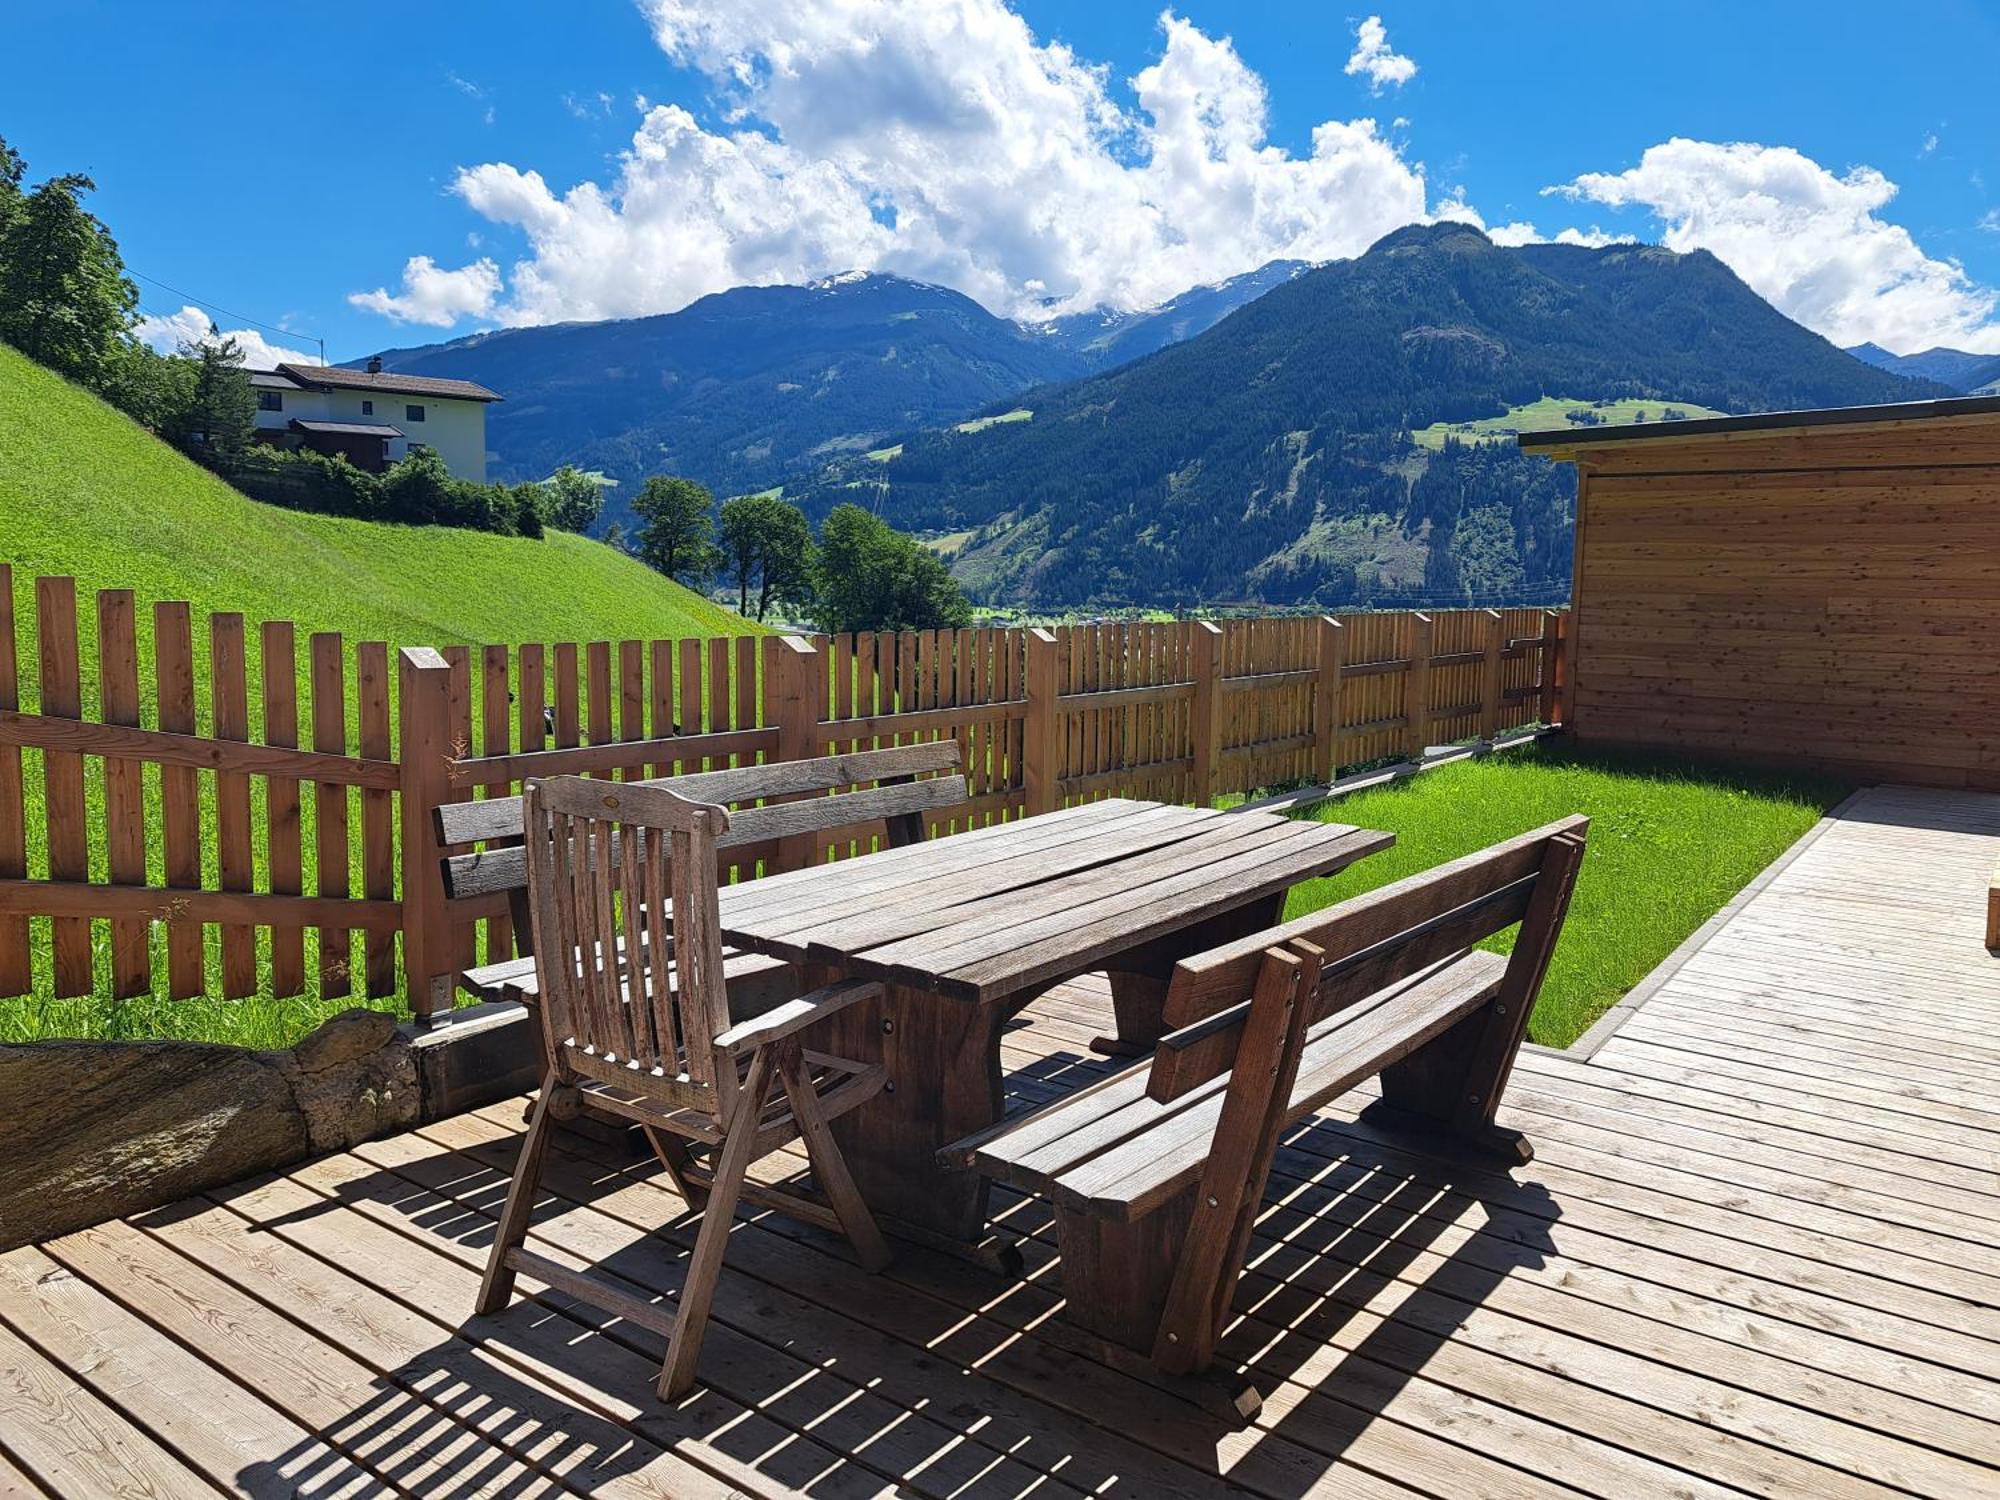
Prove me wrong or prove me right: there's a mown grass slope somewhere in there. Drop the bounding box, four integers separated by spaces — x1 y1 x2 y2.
0 343 748 681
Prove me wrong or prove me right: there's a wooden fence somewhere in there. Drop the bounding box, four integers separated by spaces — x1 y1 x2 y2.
0 563 1565 1014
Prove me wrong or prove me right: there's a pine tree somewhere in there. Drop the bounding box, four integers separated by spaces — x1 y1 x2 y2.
174 331 255 463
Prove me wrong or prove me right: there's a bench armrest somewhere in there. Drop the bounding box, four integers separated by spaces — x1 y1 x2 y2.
712 978 882 1055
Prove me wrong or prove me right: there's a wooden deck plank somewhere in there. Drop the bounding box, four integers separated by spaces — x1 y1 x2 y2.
0 1246 392 1498
0 1319 218 1500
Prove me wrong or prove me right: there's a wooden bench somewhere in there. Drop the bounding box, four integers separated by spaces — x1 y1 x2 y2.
942 815 1588 1403
436 741 970 1021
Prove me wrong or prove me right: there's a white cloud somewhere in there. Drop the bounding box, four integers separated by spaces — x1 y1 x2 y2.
1344 16 1416 94
1980 208 2000 234
1554 138 2000 354
132 305 320 367
363 2 1439 328
348 255 502 326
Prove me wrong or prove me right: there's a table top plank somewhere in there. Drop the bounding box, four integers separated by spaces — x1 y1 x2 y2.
748 803 1216 949
934 825 1389 1001
846 816 1317 979
718 798 1136 922
717 799 1389 1003
777 806 1239 955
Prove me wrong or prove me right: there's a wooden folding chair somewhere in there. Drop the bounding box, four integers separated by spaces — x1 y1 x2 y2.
475 776 891 1400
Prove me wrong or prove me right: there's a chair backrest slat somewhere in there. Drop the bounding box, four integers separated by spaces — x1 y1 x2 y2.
524 776 735 1119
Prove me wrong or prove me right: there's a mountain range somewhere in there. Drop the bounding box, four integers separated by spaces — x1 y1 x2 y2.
362 263 1291 527
365 225 1954 611
789 224 1945 609
1844 341 2000 394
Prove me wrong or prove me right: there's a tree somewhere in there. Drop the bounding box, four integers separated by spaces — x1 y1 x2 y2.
172 331 255 463
0 170 136 387
380 445 456 525
0 135 23 241
543 465 605 532
632 474 721 586
718 493 816 621
811 503 972 634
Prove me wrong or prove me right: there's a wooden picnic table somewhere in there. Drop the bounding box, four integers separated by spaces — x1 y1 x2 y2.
713 797 1391 1251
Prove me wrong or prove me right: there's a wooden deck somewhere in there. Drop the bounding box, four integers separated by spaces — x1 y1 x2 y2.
3 784 1998 1498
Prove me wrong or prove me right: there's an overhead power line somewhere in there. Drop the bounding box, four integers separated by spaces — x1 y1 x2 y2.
129 268 326 365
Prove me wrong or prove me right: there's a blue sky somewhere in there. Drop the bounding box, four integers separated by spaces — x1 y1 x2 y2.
8 1 1998 361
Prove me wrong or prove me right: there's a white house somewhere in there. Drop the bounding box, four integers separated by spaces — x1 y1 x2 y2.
248 357 501 482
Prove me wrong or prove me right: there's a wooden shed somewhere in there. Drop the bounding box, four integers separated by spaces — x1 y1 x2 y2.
1521 395 2000 788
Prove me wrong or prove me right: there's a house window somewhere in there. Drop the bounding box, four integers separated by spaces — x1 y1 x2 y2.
257 390 283 412
405 403 426 422
360 399 373 416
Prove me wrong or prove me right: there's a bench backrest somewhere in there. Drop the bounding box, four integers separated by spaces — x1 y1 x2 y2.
1148 814 1590 1102
1142 815 1588 1374
438 741 968 911
522 777 741 1122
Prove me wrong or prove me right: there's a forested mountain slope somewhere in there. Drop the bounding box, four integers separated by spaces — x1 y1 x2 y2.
796 224 1944 608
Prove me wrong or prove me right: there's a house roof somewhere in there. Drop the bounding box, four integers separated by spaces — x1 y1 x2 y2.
289 419 405 438
1517 392 2000 454
276 362 503 403
248 371 304 390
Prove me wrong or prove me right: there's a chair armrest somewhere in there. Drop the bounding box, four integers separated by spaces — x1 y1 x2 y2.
712 979 882 1055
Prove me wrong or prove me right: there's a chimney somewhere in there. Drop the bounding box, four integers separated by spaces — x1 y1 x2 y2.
366 355 383 374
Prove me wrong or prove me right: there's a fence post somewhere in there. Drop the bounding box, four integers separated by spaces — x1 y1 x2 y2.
1314 615 1345 785
399 646 456 1021
1404 612 1433 763
1024 627 1062 816
1540 610 1568 728
768 634 823 871
1478 608 1505 746
1189 620 1224 808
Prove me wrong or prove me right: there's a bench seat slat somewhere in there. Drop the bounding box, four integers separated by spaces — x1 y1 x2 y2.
971 950 1507 1222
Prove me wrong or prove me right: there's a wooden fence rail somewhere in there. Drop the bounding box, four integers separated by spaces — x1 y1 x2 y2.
0 563 1565 1014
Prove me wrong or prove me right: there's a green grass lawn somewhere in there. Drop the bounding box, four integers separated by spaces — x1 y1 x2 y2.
1281 743 1852 1047
1409 395 1728 451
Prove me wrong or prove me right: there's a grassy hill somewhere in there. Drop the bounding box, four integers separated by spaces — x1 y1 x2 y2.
0 343 750 680
0 344 754 1046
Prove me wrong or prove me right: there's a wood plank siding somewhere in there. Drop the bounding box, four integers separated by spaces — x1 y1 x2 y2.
1536 408 2000 787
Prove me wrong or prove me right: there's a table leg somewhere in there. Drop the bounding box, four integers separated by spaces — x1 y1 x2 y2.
1090 891 1289 1055
806 965 1015 1259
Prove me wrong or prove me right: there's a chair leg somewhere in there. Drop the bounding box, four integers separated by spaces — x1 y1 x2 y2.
476 1074 559 1316
776 1040 891 1273
658 1047 774 1401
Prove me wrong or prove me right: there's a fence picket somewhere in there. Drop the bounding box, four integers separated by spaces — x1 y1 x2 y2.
154 602 204 997
358 641 395 997
98 591 150 997
310 633 351 998
0 567 26 994
36 577 91 995
260 620 304 997
210 613 255 998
